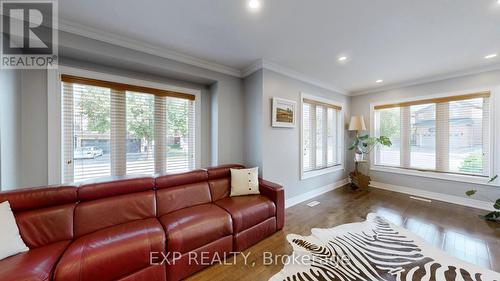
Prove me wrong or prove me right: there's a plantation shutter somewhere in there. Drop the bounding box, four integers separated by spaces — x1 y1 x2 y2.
61 75 196 183
303 103 313 172
110 90 126 176
165 97 196 173
62 82 112 183
374 92 490 177
302 98 342 173
125 92 155 175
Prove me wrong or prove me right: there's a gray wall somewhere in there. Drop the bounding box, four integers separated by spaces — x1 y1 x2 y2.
20 70 48 187
0 70 22 189
0 70 48 189
243 70 263 172
350 69 500 200
243 69 351 200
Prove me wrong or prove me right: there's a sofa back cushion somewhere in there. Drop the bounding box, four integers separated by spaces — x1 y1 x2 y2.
75 176 156 237
207 164 244 201
155 170 211 215
0 185 77 248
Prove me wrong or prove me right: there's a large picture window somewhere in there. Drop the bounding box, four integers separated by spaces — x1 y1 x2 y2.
373 92 491 177
62 75 197 183
301 96 343 178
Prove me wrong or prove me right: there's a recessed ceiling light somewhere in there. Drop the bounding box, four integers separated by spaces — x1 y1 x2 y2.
484 53 498 59
248 0 261 11
338 56 347 62
376 79 383 83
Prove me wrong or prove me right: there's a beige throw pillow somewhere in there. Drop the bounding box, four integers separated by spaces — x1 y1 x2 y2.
230 167 260 197
0 201 29 260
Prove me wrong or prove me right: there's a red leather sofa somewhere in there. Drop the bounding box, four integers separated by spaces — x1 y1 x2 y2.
0 164 284 281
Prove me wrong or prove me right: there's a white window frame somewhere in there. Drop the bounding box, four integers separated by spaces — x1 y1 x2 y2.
300 92 345 180
369 87 499 186
47 66 202 184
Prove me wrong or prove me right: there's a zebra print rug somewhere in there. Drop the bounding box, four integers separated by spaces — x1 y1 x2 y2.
270 213 499 281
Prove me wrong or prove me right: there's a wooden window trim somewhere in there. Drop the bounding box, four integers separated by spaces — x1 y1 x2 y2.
374 91 490 110
61 74 195 101
303 98 342 110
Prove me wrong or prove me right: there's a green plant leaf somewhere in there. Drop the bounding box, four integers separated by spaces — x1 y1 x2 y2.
465 190 477 196
378 136 392 146
481 211 500 222
348 139 359 150
348 134 392 154
494 199 500 210
366 137 377 146
488 175 498 183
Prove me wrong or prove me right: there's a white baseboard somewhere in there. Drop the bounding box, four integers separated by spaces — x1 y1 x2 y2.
370 181 494 211
285 178 349 209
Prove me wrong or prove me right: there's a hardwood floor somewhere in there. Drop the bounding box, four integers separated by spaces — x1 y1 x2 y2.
187 186 500 281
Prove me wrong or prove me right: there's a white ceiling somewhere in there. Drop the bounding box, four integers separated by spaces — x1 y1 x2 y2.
58 0 500 94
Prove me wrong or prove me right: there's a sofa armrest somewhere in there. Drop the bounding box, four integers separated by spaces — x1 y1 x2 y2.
258 178 284 230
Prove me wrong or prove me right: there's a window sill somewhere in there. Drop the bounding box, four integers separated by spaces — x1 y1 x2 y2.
370 165 494 185
301 165 344 180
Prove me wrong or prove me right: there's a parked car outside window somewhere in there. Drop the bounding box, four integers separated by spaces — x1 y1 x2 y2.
74 146 104 159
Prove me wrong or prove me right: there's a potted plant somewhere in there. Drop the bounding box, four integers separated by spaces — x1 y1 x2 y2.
347 135 391 189
465 175 499 222
348 135 392 161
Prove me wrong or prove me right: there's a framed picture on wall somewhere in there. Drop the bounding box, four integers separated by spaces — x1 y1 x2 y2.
272 97 296 128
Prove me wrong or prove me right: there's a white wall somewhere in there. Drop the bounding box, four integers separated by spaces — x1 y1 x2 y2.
350 69 500 200
243 69 351 200
0 69 22 190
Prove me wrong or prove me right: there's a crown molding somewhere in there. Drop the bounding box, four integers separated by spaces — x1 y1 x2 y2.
57 19 242 77
243 59 349 95
262 60 349 95
351 63 500 96
241 59 264 77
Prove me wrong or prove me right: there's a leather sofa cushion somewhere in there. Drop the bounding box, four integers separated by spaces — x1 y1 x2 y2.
155 170 208 189
158 204 232 254
0 240 70 281
0 186 77 248
215 195 276 232
16 204 75 248
78 176 154 202
206 164 244 201
0 186 76 212
74 191 156 237
156 182 212 216
206 164 244 180
233 217 277 252
54 218 165 281
208 178 231 201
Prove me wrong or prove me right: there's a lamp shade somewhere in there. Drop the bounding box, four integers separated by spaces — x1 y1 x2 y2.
348 115 366 131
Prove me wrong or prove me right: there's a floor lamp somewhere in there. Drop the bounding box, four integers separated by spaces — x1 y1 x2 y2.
348 116 370 189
